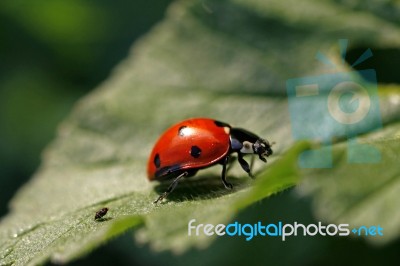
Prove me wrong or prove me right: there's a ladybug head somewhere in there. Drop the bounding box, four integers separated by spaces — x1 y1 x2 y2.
253 138 273 162
230 128 274 162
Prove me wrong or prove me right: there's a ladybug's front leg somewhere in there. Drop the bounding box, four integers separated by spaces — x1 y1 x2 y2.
238 153 254 178
154 171 188 203
221 156 233 189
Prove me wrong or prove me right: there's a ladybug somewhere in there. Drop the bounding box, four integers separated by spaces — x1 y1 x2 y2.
147 118 273 203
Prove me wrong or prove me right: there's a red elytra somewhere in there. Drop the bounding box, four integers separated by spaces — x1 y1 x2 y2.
147 118 273 203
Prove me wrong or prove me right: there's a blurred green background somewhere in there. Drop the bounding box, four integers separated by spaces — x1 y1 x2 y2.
0 0 171 216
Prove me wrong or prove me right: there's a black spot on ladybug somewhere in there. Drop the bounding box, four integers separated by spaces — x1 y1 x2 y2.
190 146 202 158
154 153 161 168
178 126 187 136
214 120 230 128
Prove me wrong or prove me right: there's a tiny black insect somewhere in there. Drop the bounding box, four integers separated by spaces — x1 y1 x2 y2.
95 207 109 220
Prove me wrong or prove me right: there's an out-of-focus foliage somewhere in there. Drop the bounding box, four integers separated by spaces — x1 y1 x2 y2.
0 0 172 216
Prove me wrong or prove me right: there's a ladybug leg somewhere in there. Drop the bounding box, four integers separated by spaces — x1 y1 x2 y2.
154 171 188 204
238 153 254 178
225 156 236 173
249 155 255 174
221 156 233 189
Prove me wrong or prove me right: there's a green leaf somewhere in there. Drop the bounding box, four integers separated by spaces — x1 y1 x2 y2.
298 129 400 245
1 0 400 265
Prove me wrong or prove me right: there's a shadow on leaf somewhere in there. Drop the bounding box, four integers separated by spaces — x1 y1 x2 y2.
95 217 113 222
153 173 252 202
